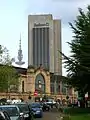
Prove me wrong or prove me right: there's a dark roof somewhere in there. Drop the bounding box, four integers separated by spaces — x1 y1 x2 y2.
14 66 27 75
0 64 27 75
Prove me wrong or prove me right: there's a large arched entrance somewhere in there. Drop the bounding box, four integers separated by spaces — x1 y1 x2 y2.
35 74 45 94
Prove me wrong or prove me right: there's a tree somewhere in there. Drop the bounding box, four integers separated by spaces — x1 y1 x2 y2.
0 45 12 65
60 5 90 107
0 45 19 92
0 65 20 92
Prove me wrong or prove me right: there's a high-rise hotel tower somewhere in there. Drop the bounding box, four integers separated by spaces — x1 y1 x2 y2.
28 14 62 75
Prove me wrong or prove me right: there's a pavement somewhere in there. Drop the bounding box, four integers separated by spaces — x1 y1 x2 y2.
36 108 60 120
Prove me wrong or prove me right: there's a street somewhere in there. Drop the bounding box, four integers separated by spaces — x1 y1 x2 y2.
36 110 60 120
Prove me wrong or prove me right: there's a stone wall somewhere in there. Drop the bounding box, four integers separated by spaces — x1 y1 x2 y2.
0 67 77 102
20 67 51 94
0 92 29 101
0 92 77 102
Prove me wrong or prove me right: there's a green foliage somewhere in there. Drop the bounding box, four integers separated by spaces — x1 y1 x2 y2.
57 113 90 120
0 65 20 92
70 114 90 120
63 108 90 115
0 45 12 65
0 45 19 92
60 5 90 95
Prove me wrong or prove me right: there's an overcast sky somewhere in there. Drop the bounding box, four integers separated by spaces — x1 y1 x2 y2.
0 0 90 75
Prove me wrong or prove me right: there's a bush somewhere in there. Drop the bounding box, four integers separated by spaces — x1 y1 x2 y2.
63 107 90 115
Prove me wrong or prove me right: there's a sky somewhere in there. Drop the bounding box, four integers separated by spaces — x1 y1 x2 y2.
0 0 90 75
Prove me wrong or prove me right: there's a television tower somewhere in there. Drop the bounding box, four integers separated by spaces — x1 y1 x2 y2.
15 34 25 66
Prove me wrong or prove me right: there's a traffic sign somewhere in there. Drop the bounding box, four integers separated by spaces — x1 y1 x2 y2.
34 91 38 96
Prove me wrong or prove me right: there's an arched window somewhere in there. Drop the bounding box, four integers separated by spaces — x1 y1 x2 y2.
35 74 45 93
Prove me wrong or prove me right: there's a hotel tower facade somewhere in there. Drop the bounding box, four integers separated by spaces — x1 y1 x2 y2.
28 14 62 75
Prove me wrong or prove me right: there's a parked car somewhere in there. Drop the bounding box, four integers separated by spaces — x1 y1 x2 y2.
0 110 11 120
29 102 43 118
46 99 56 108
0 105 24 120
14 102 34 120
40 102 50 111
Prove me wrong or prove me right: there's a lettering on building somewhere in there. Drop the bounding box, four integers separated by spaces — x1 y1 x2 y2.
34 23 49 27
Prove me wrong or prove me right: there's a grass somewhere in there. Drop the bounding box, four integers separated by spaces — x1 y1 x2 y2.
70 114 90 120
58 114 90 120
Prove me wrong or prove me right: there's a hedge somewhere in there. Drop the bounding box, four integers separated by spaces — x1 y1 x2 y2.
63 107 90 115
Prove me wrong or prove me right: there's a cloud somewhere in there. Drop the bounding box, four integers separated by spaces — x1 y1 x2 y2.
26 0 90 26
23 0 90 74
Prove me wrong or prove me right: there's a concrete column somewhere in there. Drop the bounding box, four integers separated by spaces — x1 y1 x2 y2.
60 81 62 94
54 80 57 94
42 28 43 65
